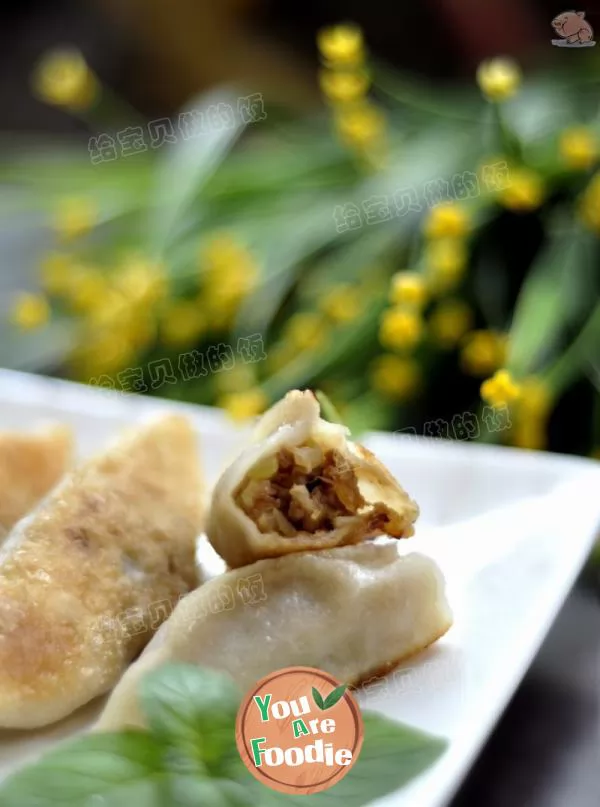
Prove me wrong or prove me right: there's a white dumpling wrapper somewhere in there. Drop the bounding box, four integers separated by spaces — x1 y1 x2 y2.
97 542 452 731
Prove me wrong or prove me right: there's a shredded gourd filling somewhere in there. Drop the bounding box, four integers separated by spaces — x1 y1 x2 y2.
235 445 399 538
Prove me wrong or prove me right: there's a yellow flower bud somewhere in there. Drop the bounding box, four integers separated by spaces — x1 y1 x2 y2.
498 168 544 212
579 172 600 232
429 300 473 349
389 273 428 308
370 354 421 401
425 239 468 294
559 127 598 171
319 285 362 323
423 203 470 239
32 48 98 110
460 330 507 376
317 24 364 67
40 252 72 294
319 69 370 103
481 369 521 408
335 103 385 149
116 255 167 307
215 364 257 395
10 292 50 330
379 307 423 352
476 58 521 102
160 301 206 347
218 389 268 422
284 312 329 351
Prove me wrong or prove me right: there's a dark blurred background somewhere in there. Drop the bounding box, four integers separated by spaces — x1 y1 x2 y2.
2 0 600 132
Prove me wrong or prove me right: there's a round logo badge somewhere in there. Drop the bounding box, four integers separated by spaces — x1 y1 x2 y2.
236 666 364 795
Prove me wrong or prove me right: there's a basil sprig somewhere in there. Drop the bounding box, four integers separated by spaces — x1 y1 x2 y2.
0 664 447 807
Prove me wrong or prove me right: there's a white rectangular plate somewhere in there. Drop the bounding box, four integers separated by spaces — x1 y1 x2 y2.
0 370 599 807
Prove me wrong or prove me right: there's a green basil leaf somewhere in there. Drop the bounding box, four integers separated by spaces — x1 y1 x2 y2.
139 664 241 773
323 685 348 711
227 711 447 806
311 687 325 711
0 732 166 807
165 775 253 807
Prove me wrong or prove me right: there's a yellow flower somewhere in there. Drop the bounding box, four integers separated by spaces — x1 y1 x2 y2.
116 255 167 307
425 239 468 294
370 354 421 401
389 272 428 309
123 312 157 351
498 168 544 212
317 24 364 67
64 267 107 313
71 331 136 379
200 234 259 328
335 103 385 150
40 252 72 294
423 203 469 239
54 197 96 242
476 58 521 102
379 307 423 352
511 419 547 451
284 312 329 351
319 69 370 103
160 300 206 347
429 300 473 349
319 285 362 323
87 289 127 328
201 234 256 274
265 342 296 374
10 292 50 330
460 330 507 376
32 48 98 110
517 376 551 419
559 127 597 171
218 389 268 422
481 369 521 408
579 172 600 232
215 364 257 395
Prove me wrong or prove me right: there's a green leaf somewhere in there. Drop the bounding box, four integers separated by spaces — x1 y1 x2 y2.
0 667 448 807
314 391 346 428
227 711 448 806
0 732 166 807
508 220 593 376
322 685 348 710
148 87 245 254
166 775 253 807
311 687 325 711
139 663 241 773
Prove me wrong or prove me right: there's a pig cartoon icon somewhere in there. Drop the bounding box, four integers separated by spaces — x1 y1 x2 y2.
551 10 596 46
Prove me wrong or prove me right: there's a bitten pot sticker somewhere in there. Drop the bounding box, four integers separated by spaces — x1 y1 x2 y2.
236 666 364 795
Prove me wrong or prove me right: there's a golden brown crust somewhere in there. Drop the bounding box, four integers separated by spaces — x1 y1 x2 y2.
0 415 203 729
0 426 73 538
352 619 453 688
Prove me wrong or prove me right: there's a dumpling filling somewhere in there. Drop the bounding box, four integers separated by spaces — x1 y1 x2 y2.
235 443 410 541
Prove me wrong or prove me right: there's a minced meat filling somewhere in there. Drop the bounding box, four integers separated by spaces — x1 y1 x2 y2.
236 446 394 537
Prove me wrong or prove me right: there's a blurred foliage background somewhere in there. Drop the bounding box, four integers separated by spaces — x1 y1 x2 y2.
0 0 599 455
